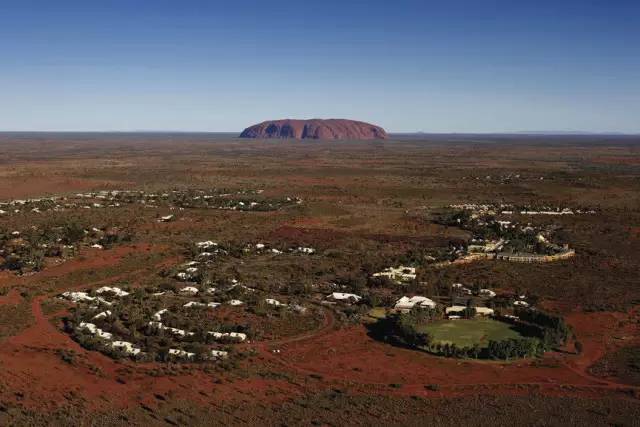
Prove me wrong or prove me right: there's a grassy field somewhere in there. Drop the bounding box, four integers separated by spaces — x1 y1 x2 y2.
420 319 523 348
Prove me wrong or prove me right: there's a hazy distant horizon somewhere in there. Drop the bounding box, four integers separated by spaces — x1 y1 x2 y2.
0 129 638 137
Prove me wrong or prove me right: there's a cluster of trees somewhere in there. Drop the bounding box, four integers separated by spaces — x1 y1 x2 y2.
433 208 569 257
434 210 472 228
163 193 296 212
95 228 132 248
66 280 316 363
390 312 432 347
66 295 245 363
425 342 483 358
470 220 554 256
0 221 131 273
1 251 45 272
375 306 567 361
71 325 235 364
514 308 570 348
379 309 545 360
378 309 530 359
486 337 544 360
435 209 503 242
376 307 438 348
0 225 76 273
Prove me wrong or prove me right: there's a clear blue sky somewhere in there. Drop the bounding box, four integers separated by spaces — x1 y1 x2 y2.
1 0 638 133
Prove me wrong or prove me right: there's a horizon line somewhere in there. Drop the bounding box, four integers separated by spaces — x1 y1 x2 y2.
0 130 639 136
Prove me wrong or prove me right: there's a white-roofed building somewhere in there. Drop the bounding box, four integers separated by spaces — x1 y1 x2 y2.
372 266 417 284
394 296 437 312
95 286 130 297
326 292 362 303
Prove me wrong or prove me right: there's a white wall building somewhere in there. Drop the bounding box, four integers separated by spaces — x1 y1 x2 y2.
395 296 436 311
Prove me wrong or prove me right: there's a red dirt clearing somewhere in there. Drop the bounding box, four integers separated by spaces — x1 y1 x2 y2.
0 177 126 200
1 244 637 412
0 245 294 412
264 308 640 398
0 289 22 306
276 325 591 387
0 292 303 411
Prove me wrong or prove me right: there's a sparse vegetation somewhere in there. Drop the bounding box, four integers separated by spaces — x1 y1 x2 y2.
0 134 638 424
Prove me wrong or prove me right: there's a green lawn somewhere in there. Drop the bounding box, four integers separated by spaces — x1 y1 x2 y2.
367 307 387 320
419 318 523 348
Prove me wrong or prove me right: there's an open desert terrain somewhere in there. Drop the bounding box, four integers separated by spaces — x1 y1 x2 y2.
0 133 639 425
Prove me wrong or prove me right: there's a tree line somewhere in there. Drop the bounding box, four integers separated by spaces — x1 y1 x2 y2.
373 306 569 360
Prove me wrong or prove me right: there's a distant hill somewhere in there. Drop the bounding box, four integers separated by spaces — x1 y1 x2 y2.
239 119 388 140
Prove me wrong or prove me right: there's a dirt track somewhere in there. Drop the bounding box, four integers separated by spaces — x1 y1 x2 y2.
3 269 638 413
254 307 639 398
0 239 638 417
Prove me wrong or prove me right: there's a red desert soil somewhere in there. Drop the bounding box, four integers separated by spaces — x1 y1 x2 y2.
593 156 640 165
257 308 640 398
0 245 158 304
0 289 22 306
1 273 637 412
0 177 125 199
266 225 452 249
567 309 640 378
1 250 637 411
0 246 298 411
1 244 161 293
239 119 388 140
0 310 299 411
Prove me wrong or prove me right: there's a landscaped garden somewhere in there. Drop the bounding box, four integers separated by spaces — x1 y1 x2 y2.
419 318 522 348
373 306 570 360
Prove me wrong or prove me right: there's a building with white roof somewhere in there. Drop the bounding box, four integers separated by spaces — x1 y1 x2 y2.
395 296 436 311
446 305 494 317
111 341 141 356
95 286 130 297
211 350 228 359
168 348 195 359
372 266 417 284
208 331 247 342
479 289 496 298
326 292 362 303
78 322 113 340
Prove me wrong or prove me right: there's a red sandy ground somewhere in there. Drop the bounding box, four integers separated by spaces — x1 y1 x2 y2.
0 289 22 306
266 225 453 249
272 323 603 390
0 292 301 411
0 245 158 302
0 245 300 412
0 245 160 301
0 177 127 200
1 245 638 414
261 299 640 396
593 157 640 165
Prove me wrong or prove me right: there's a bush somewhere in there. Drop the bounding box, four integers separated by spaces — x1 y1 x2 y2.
376 308 435 348
486 337 543 360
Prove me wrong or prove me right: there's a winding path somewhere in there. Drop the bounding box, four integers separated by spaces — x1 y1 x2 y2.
3 250 637 401
250 309 640 396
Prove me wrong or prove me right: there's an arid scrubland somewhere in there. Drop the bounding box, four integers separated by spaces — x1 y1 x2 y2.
1 133 639 425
